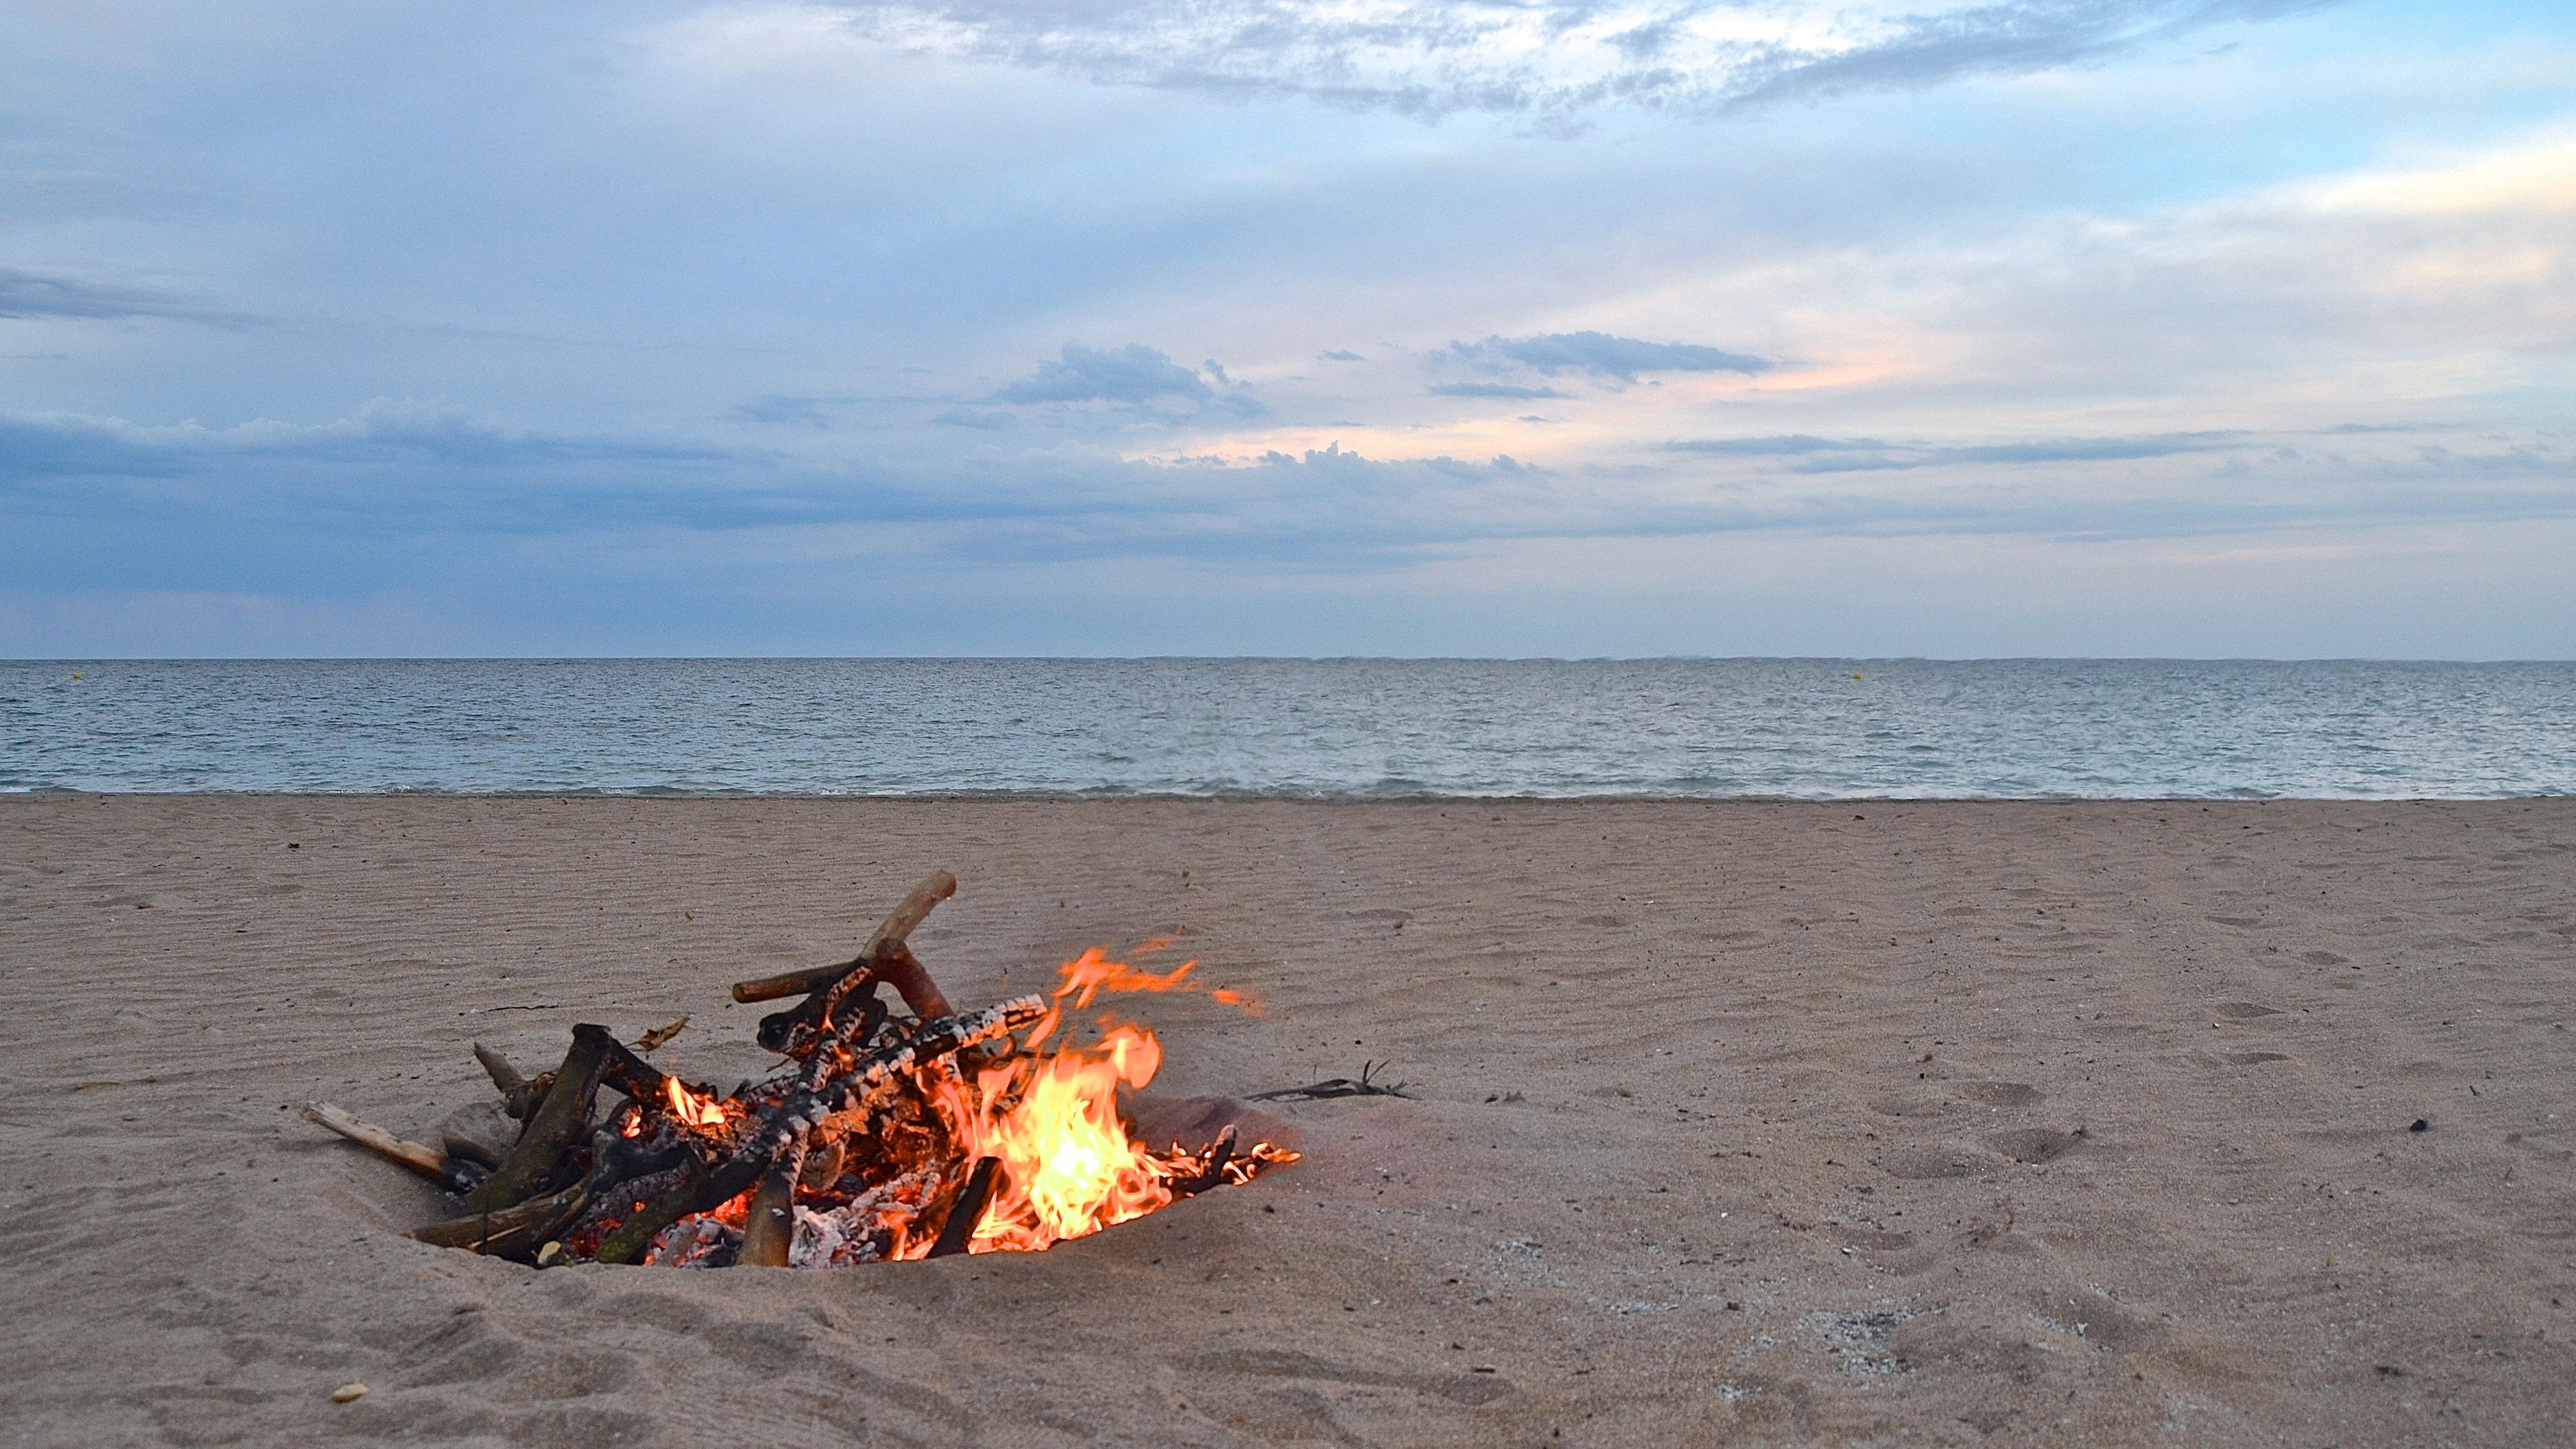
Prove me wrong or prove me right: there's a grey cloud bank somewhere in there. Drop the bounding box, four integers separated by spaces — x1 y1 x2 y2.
1663 432 2253 471
0 267 242 325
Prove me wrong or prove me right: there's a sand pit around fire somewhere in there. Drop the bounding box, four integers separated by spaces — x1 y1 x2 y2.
3 795 2572 1446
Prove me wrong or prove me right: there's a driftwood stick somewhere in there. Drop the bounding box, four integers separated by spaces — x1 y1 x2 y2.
408 1182 588 1256
736 1139 807 1268
754 936 952 1053
731 870 957 1002
873 941 954 1021
597 1036 670 1107
302 1101 448 1181
473 1044 549 1120
461 1024 613 1215
927 1156 1001 1258
863 870 959 959
440 1133 501 1171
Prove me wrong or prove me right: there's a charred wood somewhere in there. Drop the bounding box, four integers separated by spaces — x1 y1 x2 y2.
1169 1124 1239 1196
756 979 885 1055
597 1035 671 1106
589 1134 695 1196
799 1138 846 1192
409 1182 588 1258
1248 1060 1410 1101
589 1151 711 1266
461 1024 614 1215
926 1156 1000 1258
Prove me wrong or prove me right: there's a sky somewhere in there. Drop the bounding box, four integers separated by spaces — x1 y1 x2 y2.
2 0 2570 659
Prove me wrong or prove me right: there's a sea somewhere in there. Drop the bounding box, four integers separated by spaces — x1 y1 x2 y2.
4 658 2572 799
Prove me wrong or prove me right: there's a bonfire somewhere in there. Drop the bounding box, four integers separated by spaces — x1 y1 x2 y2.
303 872 1297 1267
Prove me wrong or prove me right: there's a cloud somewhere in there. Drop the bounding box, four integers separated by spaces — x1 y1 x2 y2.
1663 432 2249 470
1429 381 1572 399
1718 1 2345 112
0 414 190 479
991 343 1214 405
1453 331 1770 382
0 401 738 497
1319 349 1366 362
989 343 1266 416
1661 434 1880 457
7 397 2570 611
733 395 838 427
0 266 245 324
815 0 2343 120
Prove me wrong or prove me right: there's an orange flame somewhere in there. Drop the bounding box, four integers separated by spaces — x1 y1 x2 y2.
920 1022 1173 1255
908 946 1267 1256
663 1077 729 1129
1052 945 1262 1014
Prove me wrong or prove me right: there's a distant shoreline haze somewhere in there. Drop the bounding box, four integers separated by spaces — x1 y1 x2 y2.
6 658 2571 799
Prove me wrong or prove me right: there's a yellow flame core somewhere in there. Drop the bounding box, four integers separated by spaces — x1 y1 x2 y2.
922 1022 1174 1254
664 1077 728 1129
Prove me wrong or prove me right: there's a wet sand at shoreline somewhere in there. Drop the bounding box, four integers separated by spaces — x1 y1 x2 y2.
3 795 2571 1446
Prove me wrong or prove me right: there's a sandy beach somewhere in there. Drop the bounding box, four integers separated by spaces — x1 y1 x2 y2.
3 794 2570 1447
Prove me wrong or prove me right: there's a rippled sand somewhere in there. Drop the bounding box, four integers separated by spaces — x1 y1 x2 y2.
3 796 2570 1446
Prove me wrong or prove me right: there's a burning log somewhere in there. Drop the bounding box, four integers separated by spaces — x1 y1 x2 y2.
736 1139 806 1268
799 1137 846 1192
305 871 1299 1270
1168 1124 1238 1196
590 1154 710 1266
926 1156 1001 1258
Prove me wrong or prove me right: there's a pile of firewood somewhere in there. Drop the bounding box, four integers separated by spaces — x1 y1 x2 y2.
304 872 1292 1267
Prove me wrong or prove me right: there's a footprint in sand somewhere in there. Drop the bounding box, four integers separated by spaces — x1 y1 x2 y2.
1986 1127 2083 1164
